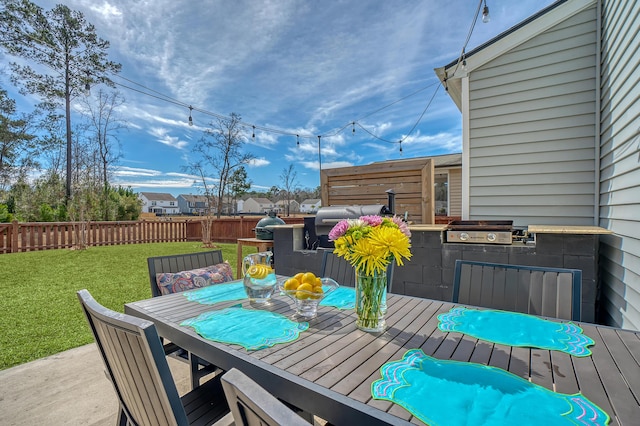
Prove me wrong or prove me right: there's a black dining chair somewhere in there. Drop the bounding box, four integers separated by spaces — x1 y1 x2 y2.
77 289 232 426
148 249 230 389
452 260 582 321
221 368 311 426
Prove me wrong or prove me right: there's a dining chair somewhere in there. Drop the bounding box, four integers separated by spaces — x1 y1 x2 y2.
148 249 229 389
321 249 395 292
77 289 232 426
221 368 311 426
452 260 582 321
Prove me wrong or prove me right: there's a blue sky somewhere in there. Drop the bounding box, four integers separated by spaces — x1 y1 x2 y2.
3 0 556 196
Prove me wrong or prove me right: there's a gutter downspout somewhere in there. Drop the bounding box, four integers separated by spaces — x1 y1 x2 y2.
462 76 470 220
594 0 602 226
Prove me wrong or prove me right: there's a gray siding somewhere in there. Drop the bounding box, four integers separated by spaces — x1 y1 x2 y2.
468 6 598 227
599 0 640 330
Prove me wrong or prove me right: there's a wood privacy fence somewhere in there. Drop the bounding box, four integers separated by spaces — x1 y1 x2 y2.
320 158 435 224
0 216 305 254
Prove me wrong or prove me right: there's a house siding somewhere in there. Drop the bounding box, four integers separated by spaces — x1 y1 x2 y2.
468 6 598 227
448 168 462 217
598 0 640 330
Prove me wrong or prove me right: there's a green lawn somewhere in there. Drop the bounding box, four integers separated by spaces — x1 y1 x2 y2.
0 242 255 370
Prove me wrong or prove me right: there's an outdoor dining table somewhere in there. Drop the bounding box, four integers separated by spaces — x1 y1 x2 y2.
125 280 640 425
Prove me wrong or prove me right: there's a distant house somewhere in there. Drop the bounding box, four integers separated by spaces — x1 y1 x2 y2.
299 199 321 213
138 192 179 215
241 197 276 213
275 199 300 215
435 0 640 330
177 194 209 215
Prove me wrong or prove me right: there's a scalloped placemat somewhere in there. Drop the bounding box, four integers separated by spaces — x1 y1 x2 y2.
181 305 308 350
372 349 609 426
184 282 247 305
438 307 594 356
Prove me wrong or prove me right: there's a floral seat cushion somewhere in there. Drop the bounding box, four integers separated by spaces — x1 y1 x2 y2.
156 262 234 295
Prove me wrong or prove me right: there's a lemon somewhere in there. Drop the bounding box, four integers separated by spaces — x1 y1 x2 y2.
247 264 271 279
310 285 323 299
293 272 305 282
283 278 300 291
301 272 317 285
295 283 313 299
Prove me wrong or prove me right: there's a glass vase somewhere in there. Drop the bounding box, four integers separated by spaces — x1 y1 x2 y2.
355 270 387 332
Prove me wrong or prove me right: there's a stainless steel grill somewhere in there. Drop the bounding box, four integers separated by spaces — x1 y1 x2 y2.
446 220 514 244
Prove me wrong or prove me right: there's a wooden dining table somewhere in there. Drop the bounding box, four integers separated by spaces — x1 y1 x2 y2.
125 282 640 425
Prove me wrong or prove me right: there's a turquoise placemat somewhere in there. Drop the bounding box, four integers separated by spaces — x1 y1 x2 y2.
372 349 610 426
181 305 308 350
320 286 355 309
438 307 595 357
184 282 247 305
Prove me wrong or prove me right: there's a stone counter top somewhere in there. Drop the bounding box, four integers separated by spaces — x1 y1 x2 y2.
409 224 449 231
528 225 612 234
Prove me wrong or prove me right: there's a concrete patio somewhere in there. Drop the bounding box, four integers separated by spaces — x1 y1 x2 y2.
0 344 191 426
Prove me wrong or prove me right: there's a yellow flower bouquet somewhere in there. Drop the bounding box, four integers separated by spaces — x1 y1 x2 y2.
329 215 411 332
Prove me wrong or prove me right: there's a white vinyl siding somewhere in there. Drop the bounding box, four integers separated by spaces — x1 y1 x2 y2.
448 168 462 217
598 0 640 330
467 6 598 227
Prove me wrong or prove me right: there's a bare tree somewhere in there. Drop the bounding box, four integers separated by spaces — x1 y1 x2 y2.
192 113 254 219
279 164 298 216
80 89 126 220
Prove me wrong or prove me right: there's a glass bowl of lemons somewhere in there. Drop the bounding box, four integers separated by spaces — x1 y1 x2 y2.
279 272 339 319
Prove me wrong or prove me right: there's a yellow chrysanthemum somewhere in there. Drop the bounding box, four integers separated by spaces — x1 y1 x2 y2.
349 238 389 275
368 226 412 266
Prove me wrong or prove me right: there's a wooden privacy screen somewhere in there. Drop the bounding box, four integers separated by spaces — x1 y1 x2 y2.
320 159 434 224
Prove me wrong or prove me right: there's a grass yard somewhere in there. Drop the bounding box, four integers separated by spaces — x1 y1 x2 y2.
0 242 256 370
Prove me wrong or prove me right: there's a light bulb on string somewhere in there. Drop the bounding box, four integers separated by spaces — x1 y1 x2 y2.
352 122 356 135
296 134 300 146
188 106 193 126
461 49 468 72
252 125 255 139
482 1 490 23
399 141 403 153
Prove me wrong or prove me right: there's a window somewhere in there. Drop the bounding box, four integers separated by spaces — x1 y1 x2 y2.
151 201 157 206
435 173 448 216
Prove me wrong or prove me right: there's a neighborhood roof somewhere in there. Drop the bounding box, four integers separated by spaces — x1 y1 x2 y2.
178 194 209 202
138 192 177 201
301 199 321 205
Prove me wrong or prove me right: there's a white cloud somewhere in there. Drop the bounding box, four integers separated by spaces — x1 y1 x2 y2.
148 127 188 150
248 158 270 167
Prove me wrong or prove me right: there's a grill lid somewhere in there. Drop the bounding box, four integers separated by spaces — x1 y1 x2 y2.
447 220 513 231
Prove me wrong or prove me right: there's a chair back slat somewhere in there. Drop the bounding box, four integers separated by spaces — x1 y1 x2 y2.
78 290 188 426
453 260 582 321
148 250 225 297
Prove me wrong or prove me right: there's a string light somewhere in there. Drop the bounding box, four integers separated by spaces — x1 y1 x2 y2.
461 49 468 72
399 141 403 153
188 105 193 126
482 0 490 23
296 134 300 146
352 121 356 135
252 125 255 139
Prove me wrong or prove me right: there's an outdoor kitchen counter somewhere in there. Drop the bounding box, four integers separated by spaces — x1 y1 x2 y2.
528 225 613 234
408 224 448 231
